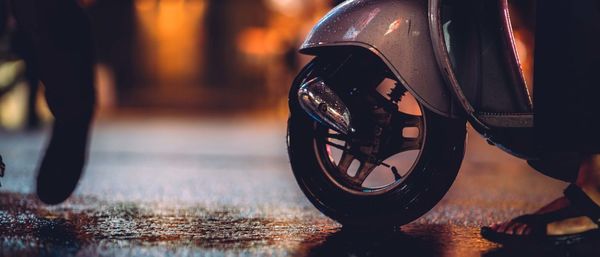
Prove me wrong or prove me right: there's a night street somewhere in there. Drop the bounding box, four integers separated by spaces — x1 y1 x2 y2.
0 0 599 256
0 115 593 257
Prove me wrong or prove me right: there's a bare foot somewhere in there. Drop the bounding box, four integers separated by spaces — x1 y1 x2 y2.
489 196 599 236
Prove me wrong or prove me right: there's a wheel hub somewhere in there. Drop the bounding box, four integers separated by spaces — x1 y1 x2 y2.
314 82 425 193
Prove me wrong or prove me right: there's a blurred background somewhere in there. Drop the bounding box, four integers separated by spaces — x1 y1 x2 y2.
0 1 571 256
0 0 533 129
0 0 338 129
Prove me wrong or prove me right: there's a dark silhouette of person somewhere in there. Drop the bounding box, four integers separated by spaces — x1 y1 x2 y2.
484 0 600 243
7 0 95 204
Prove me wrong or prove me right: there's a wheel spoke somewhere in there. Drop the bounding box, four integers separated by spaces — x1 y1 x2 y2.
399 138 421 151
337 151 355 174
326 132 347 141
395 112 422 127
325 140 346 150
350 161 377 186
312 88 425 191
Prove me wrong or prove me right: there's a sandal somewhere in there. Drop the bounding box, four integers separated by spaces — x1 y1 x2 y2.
481 184 600 246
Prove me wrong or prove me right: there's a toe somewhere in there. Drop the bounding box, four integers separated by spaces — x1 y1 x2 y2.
496 222 511 233
499 221 526 235
505 223 517 235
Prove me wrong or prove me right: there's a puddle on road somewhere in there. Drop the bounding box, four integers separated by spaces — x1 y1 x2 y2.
0 192 599 257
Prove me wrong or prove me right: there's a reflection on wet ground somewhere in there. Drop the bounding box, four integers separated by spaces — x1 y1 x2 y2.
0 192 332 256
0 116 599 256
0 193 484 257
2 194 598 257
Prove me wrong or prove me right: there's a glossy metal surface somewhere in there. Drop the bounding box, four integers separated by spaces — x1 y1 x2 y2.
299 0 456 118
298 78 352 134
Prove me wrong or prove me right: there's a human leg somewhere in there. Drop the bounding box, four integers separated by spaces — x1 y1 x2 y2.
11 0 95 204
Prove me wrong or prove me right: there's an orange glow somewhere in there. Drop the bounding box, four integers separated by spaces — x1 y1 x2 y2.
508 1 535 96
513 29 534 93
135 0 206 86
265 0 305 16
237 28 285 56
237 0 329 59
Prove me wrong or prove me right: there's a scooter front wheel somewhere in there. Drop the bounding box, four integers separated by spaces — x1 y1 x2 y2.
287 56 466 228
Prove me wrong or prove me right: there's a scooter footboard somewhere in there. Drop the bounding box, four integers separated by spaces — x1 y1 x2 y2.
299 0 458 118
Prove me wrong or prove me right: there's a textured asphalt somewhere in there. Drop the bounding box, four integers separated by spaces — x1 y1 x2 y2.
0 115 596 257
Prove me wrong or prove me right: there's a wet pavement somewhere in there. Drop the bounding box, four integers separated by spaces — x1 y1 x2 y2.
0 115 597 257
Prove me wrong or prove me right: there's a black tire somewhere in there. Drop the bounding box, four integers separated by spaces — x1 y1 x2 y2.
287 55 467 228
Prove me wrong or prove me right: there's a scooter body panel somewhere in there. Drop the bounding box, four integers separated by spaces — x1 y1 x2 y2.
428 0 533 126
427 0 581 180
427 0 535 155
300 0 459 118
299 0 580 180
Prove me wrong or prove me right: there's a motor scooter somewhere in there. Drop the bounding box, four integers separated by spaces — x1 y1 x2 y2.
287 0 579 227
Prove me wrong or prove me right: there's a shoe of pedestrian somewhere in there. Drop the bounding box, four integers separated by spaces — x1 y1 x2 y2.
36 120 90 205
481 184 600 246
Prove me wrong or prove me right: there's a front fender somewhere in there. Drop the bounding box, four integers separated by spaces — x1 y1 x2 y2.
300 0 457 118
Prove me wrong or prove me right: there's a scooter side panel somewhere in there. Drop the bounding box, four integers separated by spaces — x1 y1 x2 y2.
299 0 457 118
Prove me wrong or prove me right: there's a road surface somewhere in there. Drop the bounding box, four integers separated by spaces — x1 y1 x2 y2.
0 114 595 257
